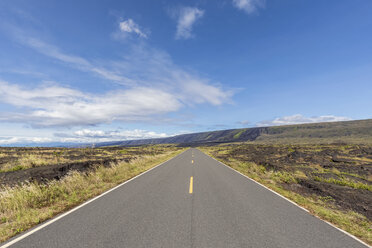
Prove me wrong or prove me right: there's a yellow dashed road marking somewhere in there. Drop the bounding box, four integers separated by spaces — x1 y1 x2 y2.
189 177 193 194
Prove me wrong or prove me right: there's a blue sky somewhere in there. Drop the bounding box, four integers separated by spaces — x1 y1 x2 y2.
0 0 371 145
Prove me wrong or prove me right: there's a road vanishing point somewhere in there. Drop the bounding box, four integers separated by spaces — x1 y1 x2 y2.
1 149 368 248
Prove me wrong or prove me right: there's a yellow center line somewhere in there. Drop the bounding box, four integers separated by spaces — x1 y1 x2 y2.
189 176 193 194
191 160 194 164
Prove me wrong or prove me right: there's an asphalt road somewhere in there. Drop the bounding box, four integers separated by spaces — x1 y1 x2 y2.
2 148 368 248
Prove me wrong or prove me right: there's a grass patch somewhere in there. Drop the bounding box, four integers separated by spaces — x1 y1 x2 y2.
0 148 184 242
287 147 295 153
233 129 245 139
271 171 298 184
1 153 69 172
313 176 372 191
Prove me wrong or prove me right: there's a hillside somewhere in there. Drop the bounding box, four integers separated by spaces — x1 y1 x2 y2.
97 119 372 147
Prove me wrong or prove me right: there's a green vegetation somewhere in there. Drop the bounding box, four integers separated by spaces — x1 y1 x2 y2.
287 147 295 153
313 176 372 191
0 147 184 242
233 129 245 139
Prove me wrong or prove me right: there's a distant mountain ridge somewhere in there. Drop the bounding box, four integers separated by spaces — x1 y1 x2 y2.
96 119 372 147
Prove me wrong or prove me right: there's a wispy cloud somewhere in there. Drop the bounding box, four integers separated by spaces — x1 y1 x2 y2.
237 120 250 126
106 45 233 106
174 7 204 39
118 19 148 38
232 0 265 14
9 28 232 103
19 36 135 86
257 114 352 127
3 69 47 79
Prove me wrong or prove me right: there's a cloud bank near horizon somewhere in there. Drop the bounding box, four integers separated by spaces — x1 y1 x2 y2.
256 114 352 127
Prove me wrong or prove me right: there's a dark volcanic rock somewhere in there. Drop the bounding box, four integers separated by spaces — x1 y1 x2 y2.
0 158 130 186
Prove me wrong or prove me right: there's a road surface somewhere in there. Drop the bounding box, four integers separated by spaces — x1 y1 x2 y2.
1 148 368 248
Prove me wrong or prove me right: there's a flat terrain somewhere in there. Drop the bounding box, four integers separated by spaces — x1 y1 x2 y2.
1 149 367 248
0 146 174 186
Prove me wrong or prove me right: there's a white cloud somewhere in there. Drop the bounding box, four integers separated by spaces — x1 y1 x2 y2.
0 129 169 145
74 129 106 137
257 114 352 127
2 26 233 127
55 129 168 143
119 19 148 38
0 45 232 127
0 81 182 127
175 7 204 39
0 136 52 145
232 0 265 14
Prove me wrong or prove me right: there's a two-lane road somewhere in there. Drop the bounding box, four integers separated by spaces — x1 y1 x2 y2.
2 149 368 247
